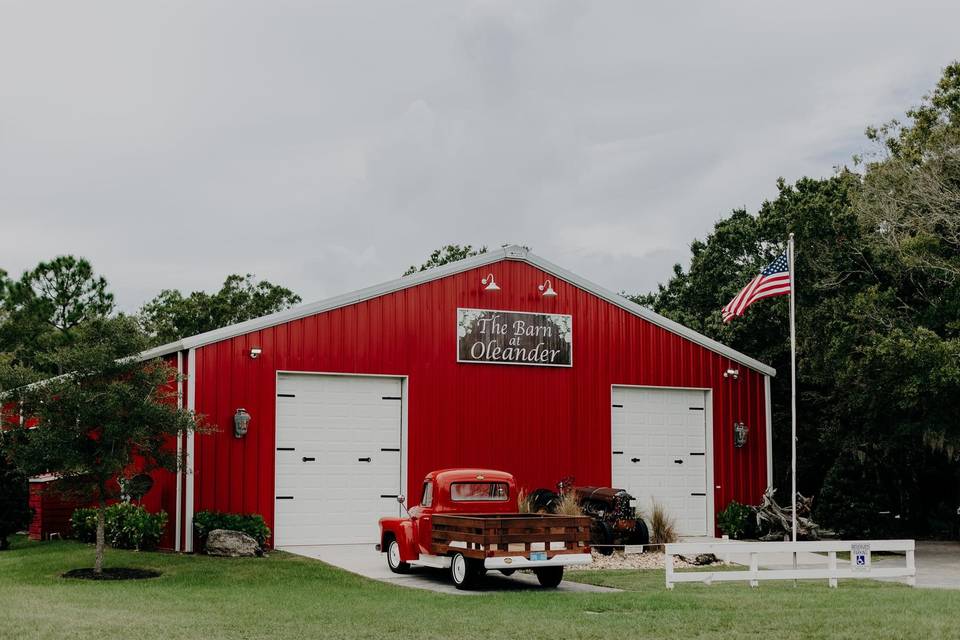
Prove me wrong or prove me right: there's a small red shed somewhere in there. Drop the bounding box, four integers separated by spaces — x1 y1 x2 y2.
134 245 774 550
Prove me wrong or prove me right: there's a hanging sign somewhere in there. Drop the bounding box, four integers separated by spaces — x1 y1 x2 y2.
457 308 573 367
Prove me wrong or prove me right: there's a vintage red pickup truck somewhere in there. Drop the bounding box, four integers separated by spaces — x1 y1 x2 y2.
377 468 592 589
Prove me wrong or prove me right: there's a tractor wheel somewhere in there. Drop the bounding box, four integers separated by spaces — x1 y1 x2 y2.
592 521 615 556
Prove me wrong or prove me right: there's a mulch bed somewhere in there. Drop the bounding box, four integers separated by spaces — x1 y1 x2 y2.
61 567 161 581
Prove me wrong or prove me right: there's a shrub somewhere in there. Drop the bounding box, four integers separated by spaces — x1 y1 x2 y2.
650 500 677 545
70 503 168 550
70 508 99 543
193 511 271 547
717 500 756 540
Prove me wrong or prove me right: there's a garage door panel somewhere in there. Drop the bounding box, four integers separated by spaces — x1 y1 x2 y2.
274 374 402 546
612 387 708 537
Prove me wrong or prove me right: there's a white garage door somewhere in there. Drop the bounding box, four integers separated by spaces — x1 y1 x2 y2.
274 374 403 546
611 387 709 536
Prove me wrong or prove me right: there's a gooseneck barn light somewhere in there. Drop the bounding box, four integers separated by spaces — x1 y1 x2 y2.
249 347 262 359
234 408 251 438
481 273 500 291
538 279 557 297
723 368 740 380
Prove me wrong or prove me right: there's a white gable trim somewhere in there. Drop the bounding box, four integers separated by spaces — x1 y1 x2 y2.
139 246 775 377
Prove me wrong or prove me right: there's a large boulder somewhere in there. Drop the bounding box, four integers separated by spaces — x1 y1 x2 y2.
205 529 261 557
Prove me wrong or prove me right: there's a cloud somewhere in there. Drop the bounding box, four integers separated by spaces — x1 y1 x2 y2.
0 0 956 309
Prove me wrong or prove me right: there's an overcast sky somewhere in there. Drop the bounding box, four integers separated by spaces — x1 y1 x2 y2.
2 1 958 311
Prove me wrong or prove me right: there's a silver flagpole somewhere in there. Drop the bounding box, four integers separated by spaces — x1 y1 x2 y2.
788 233 797 543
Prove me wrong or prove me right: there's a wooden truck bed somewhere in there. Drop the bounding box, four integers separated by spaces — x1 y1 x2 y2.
430 513 592 560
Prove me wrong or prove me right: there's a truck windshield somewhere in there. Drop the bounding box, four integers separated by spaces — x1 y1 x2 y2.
450 482 509 502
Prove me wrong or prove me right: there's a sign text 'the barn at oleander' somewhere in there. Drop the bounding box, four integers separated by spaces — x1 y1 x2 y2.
456 308 573 367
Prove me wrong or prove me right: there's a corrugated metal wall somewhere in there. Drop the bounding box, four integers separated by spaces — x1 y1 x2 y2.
190 259 770 543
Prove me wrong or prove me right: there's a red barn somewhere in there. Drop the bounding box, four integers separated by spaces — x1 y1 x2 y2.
127 246 774 550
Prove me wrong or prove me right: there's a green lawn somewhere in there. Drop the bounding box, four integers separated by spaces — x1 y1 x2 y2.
1 535 958 640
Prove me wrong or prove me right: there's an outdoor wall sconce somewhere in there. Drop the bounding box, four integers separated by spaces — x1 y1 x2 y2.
481 273 500 291
733 422 749 448
723 368 740 380
249 347 262 359
234 408 251 438
538 279 557 297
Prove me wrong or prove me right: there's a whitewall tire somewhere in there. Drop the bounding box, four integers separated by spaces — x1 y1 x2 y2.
386 539 410 574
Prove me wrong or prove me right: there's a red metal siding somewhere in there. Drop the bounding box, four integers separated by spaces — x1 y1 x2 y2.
190 260 769 544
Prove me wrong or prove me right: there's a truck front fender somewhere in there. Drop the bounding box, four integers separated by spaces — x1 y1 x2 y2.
379 518 419 562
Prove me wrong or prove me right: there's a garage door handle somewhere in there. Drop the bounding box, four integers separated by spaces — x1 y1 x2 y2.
358 457 371 463
302 457 315 462
674 459 684 464
630 457 640 463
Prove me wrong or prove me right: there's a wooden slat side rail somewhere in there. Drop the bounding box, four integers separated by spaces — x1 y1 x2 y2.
430 513 591 558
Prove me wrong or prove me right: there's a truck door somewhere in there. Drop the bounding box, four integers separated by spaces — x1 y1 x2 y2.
417 480 434 553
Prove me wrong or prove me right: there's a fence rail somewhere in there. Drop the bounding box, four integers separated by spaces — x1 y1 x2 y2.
664 539 916 589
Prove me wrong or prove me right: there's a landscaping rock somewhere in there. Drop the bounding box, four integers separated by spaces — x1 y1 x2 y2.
205 529 262 557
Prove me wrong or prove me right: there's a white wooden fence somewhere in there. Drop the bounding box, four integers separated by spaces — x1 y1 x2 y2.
664 540 916 589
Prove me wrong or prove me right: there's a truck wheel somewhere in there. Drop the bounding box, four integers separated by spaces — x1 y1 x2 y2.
535 566 564 588
386 538 410 574
450 552 477 589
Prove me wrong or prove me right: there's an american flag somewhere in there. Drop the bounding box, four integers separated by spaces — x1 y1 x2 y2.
722 253 791 322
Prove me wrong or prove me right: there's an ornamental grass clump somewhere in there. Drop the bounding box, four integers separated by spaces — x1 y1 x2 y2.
650 499 677 545
516 488 533 514
555 491 583 517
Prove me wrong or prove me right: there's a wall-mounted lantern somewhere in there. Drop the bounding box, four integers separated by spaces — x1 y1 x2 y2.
538 279 557 297
234 408 251 438
249 347 262 359
733 422 749 448
481 273 500 291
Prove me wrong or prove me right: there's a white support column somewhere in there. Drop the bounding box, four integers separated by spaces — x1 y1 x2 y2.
185 348 197 553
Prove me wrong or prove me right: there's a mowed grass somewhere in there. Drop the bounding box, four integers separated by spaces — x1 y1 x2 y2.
1 536 958 640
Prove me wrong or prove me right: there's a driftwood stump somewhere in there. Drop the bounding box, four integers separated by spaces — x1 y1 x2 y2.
755 488 820 540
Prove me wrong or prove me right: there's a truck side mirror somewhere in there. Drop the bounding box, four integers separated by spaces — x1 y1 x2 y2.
397 495 405 504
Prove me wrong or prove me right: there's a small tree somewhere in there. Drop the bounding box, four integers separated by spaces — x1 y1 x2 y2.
0 316 198 573
0 437 32 550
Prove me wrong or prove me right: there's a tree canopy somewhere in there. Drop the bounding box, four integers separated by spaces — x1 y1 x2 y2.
0 257 114 372
139 274 302 345
403 244 488 276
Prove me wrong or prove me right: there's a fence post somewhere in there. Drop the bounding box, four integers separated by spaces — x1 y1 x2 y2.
828 551 837 588
749 552 759 588
906 546 916 587
665 547 675 590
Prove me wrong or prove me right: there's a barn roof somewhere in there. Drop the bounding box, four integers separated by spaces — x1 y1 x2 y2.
140 245 776 376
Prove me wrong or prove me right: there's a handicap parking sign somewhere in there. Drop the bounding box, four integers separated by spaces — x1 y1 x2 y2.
851 543 871 572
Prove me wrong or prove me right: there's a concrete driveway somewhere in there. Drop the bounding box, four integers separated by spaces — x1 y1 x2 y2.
880 541 960 589
280 544 619 595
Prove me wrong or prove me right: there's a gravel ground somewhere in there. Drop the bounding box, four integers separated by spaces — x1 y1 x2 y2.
567 549 709 571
